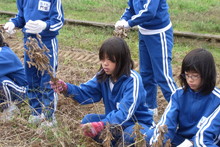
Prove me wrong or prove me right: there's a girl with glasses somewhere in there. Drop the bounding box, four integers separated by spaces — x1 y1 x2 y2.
149 48 220 146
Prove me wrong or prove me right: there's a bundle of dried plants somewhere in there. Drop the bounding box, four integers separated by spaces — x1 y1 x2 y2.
0 24 8 40
130 122 147 147
152 125 171 147
113 26 129 39
25 34 58 82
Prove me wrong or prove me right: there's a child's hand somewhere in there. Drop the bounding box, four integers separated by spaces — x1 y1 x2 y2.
80 122 104 138
115 19 130 29
25 20 47 34
50 79 67 94
4 22 15 34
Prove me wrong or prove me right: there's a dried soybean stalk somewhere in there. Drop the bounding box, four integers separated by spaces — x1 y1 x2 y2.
0 25 4 34
0 27 5 40
0 24 17 39
113 26 129 39
152 125 171 147
164 139 171 147
25 34 57 82
131 122 147 147
99 123 114 147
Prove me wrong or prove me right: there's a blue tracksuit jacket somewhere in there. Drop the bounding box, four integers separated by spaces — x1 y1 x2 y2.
11 0 64 37
0 46 27 103
120 0 177 109
65 70 153 127
195 105 220 147
10 0 64 119
121 0 171 30
150 87 220 145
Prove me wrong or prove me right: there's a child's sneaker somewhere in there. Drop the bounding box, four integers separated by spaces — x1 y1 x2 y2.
28 113 45 125
40 119 57 128
0 104 20 121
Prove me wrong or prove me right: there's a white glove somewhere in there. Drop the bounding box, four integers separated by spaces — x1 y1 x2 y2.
149 108 158 117
177 139 193 147
4 22 15 34
25 20 47 34
115 19 130 29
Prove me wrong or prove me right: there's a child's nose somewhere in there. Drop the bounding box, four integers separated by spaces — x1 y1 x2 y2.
103 60 109 65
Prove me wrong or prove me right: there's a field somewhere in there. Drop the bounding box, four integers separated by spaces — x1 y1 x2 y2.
0 0 220 146
0 25 219 147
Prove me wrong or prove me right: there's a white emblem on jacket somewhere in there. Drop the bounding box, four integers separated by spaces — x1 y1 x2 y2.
38 0 51 12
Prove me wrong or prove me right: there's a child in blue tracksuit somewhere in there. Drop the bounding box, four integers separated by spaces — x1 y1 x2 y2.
0 32 27 119
115 0 177 115
195 105 220 147
50 37 154 145
115 0 176 114
149 48 220 146
4 0 64 126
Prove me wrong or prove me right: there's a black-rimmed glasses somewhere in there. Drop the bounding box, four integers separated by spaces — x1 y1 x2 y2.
181 74 200 80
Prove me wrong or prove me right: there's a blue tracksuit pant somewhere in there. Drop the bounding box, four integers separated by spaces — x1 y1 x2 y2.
138 27 177 109
24 35 58 120
0 76 26 107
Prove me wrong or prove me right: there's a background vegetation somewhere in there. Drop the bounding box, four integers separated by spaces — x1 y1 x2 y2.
0 0 219 146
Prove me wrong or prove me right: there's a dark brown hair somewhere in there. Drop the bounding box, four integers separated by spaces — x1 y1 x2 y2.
0 31 9 47
97 37 134 82
179 48 216 95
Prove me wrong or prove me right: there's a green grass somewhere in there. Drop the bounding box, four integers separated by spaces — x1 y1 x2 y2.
0 0 16 11
173 37 220 66
63 0 126 22
168 0 220 34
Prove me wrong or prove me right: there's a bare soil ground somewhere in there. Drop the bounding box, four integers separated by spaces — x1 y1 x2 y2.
0 32 219 147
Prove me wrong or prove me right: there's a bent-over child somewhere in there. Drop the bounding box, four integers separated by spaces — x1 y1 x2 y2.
0 32 27 120
50 37 154 145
